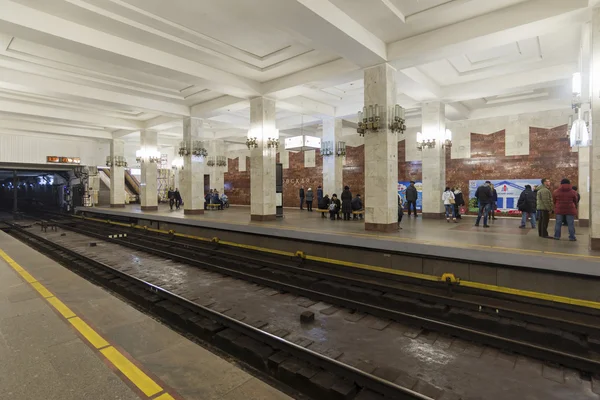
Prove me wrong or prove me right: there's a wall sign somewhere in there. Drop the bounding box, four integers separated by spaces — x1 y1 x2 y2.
47 156 81 164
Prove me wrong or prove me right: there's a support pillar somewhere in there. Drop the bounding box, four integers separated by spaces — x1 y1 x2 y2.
209 139 225 194
249 97 277 221
579 21 591 228
182 117 205 215
363 64 398 232
109 139 125 208
322 118 343 196
590 8 600 249
421 102 446 219
140 130 158 211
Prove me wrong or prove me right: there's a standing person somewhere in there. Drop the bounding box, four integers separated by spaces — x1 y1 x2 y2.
317 186 323 205
517 185 537 229
319 194 331 218
299 187 305 210
536 178 553 238
351 194 363 220
442 187 456 223
329 194 341 220
305 188 314 211
474 181 492 227
489 184 498 221
453 187 465 220
167 187 175 210
341 185 352 220
398 194 404 229
553 178 578 241
174 188 182 210
474 181 493 227
405 181 418 217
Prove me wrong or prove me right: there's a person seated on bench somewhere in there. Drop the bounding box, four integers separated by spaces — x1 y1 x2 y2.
318 194 331 218
204 190 213 210
351 194 363 220
212 190 223 210
329 194 341 220
221 193 229 208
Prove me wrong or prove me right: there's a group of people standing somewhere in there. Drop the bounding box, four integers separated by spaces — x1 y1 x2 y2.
533 178 580 241
167 188 182 211
300 185 364 220
441 186 466 222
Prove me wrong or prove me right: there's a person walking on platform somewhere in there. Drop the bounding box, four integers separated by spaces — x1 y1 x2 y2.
168 187 175 211
553 178 578 241
537 178 553 238
299 187 305 210
474 181 493 227
405 181 418 217
517 185 537 229
329 194 341 220
341 186 352 220
305 188 314 211
317 186 323 205
442 187 456 223
351 194 363 220
319 194 331 218
174 188 182 210
453 187 465 219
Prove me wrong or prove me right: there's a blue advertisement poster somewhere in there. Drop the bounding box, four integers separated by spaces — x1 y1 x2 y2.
468 179 541 212
398 181 422 210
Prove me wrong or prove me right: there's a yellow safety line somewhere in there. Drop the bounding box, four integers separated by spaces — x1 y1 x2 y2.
0 247 174 399
76 215 600 310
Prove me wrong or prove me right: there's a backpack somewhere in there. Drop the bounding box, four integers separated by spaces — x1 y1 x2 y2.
328 203 336 211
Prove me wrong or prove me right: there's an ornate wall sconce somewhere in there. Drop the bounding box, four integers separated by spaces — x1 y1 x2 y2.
106 156 127 167
416 129 452 150
246 137 258 149
357 104 381 136
216 156 227 167
267 137 279 149
178 141 190 157
321 141 334 157
171 158 184 170
136 149 160 163
206 156 215 167
390 105 407 134
192 140 208 158
336 141 346 157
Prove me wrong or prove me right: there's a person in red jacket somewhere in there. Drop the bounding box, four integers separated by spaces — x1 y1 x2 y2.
553 178 578 241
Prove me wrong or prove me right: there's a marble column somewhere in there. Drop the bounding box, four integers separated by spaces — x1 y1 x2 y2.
209 139 225 194
590 8 600 248
364 64 398 232
109 139 125 208
181 117 205 214
421 102 446 218
140 130 158 211
88 167 100 206
249 97 277 221
322 118 343 196
579 21 592 228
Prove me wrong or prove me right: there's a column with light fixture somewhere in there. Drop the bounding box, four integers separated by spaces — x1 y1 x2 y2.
249 97 277 221
420 102 447 218
109 139 125 208
362 64 398 231
590 7 600 249
139 130 159 211
322 118 343 197
181 117 205 214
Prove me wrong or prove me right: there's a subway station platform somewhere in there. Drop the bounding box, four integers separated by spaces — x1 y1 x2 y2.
78 204 600 277
0 229 293 400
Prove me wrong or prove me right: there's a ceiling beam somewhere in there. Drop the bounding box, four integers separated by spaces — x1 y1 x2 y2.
112 130 137 139
144 116 181 130
0 99 143 130
0 118 112 139
0 65 190 116
249 0 386 68
387 0 588 69
191 96 249 119
380 0 405 23
0 0 261 98
277 96 336 117
468 99 569 120
445 102 471 121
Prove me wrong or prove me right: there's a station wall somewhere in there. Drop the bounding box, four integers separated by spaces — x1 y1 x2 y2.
224 115 577 208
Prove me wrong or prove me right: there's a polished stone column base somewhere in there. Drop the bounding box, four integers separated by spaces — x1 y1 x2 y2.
184 209 204 215
591 237 600 251
365 222 398 232
251 214 276 221
578 219 590 227
141 206 158 211
110 204 125 208
421 212 445 219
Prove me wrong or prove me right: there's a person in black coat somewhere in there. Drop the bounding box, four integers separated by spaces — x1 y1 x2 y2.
341 186 352 220
452 188 465 219
405 181 418 217
329 194 341 220
351 194 363 220
168 187 175 210
174 188 182 210
299 187 305 210
517 184 537 229
319 194 331 218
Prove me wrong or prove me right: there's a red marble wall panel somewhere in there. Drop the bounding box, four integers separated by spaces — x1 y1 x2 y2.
341 145 364 198
470 130 505 158
224 156 250 205
281 150 323 207
398 140 423 181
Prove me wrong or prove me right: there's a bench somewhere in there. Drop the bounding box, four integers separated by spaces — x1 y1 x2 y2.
207 203 222 210
352 210 364 220
317 209 329 218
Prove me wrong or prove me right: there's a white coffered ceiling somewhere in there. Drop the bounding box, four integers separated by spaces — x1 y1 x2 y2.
0 0 593 147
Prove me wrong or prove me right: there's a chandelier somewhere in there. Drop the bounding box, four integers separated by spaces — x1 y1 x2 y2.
171 158 184 170
216 156 227 167
568 72 591 147
390 105 407 134
357 104 381 136
416 129 452 150
267 137 279 149
178 141 190 156
246 136 258 149
336 141 346 157
136 149 160 163
192 141 208 158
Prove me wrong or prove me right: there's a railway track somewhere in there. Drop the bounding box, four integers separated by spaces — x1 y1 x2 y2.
15 212 600 376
